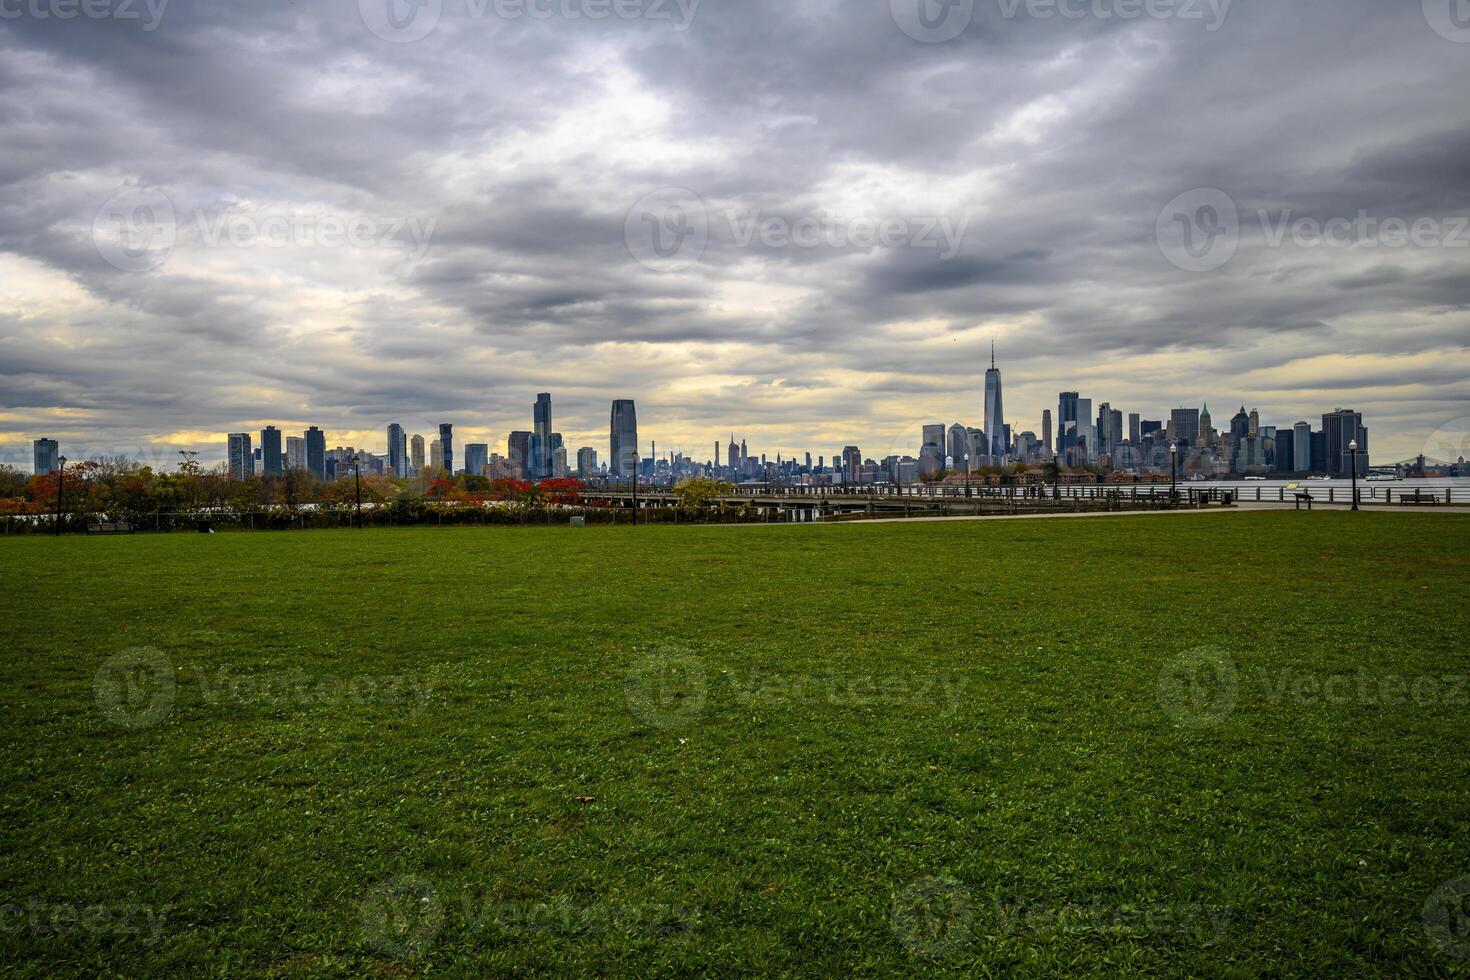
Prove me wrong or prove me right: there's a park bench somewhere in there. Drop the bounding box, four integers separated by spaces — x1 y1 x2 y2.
1399 490 1442 506
1292 491 1313 511
86 522 134 534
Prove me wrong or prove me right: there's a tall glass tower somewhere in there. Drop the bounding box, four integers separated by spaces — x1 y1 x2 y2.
984 342 1005 462
610 400 638 478
532 394 553 479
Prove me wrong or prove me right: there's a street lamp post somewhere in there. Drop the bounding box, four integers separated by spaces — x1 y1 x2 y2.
352 453 363 528
55 456 68 536
631 450 639 526
1169 443 1178 506
1348 439 1360 512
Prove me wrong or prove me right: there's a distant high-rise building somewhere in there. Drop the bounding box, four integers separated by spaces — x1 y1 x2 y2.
286 436 306 471
388 423 408 477
305 427 326 481
430 439 444 473
610 400 638 478
1076 398 1095 465
227 433 254 480
464 443 489 476
984 343 1005 461
260 426 283 476
1322 409 1368 475
508 431 532 478
33 438 60 476
842 446 862 483
1169 408 1201 448
1293 421 1313 472
577 447 598 477
1128 413 1141 446
439 423 455 476
532 393 553 479
1042 410 1053 460
1058 393 1079 460
411 434 426 473
727 437 739 472
947 424 974 468
1274 427 1296 474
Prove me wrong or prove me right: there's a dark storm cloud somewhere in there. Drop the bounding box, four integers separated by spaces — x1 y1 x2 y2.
0 0 1466 466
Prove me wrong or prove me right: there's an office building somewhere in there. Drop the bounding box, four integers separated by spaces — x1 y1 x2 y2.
1058 392 1079 459
33 438 60 476
388 423 408 478
305 427 326 481
430 439 444 474
532 393 553 479
260 426 283 476
411 434 425 473
286 436 305 472
577 447 598 477
227 434 253 479
464 443 489 477
984 345 1005 461
610 400 639 478
508 431 531 478
1322 409 1369 476
1293 422 1313 472
439 423 455 476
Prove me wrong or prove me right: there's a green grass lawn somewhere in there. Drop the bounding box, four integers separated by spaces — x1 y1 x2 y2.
2 512 1469 976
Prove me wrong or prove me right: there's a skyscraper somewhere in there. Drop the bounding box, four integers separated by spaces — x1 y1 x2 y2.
305 427 326 481
577 447 598 477
464 443 488 476
984 343 1005 461
227 433 254 480
508 431 531 478
532 393 553 479
842 446 862 483
1058 392 1079 460
439 423 455 476
32 438 59 476
1293 421 1313 472
1322 409 1368 476
411 434 426 473
430 439 444 473
260 426 283 476
1169 408 1201 448
286 436 306 471
610 400 638 478
1042 410 1053 460
387 423 407 478
1128 413 1141 446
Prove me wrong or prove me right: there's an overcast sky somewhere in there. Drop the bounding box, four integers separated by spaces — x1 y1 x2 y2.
2 0 1467 470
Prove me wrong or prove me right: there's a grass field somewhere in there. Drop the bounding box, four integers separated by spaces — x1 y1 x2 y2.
3 511 1469 976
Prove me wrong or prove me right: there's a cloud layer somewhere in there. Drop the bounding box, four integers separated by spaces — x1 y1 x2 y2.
2 0 1467 468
